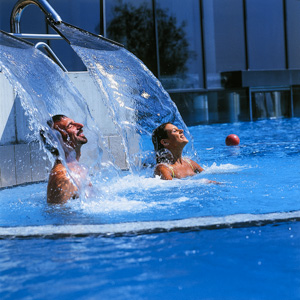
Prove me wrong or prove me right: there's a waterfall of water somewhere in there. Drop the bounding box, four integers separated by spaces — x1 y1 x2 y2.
52 23 197 172
0 24 198 192
0 31 110 195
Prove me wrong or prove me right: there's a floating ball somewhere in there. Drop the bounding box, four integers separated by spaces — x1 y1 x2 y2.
225 134 240 146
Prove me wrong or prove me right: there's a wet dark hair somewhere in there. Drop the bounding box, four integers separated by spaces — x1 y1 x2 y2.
47 114 67 128
152 122 171 152
40 114 67 157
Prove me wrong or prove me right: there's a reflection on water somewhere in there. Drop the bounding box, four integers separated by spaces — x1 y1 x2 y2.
104 1 193 87
252 90 291 120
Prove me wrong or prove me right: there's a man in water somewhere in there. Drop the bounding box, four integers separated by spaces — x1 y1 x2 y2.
45 115 89 203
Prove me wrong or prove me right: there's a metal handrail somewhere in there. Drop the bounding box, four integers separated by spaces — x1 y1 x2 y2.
10 0 62 34
12 33 62 40
10 0 62 40
35 42 67 71
9 0 67 71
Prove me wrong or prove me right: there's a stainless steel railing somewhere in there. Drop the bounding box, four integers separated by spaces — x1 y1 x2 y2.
9 0 67 71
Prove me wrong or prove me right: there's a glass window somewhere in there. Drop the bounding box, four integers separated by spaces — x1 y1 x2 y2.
0 0 14 33
213 0 246 72
246 0 286 70
105 0 156 75
49 0 101 34
251 89 291 120
292 87 300 117
207 90 249 123
285 0 300 69
47 0 101 71
171 89 249 125
0 0 45 34
156 0 204 90
1 0 101 71
171 93 208 125
202 0 246 88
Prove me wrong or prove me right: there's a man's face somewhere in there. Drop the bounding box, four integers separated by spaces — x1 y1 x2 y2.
53 117 88 149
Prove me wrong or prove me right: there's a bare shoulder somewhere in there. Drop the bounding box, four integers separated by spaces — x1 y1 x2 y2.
47 161 78 204
48 162 70 187
185 158 204 173
154 163 173 180
49 161 68 176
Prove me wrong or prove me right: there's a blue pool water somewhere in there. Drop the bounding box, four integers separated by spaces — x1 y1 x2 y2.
0 118 300 299
1 223 299 300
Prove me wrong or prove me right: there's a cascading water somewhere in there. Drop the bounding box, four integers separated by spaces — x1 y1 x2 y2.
0 30 113 197
0 27 203 214
1 5 300 297
2 23 299 227
52 22 197 171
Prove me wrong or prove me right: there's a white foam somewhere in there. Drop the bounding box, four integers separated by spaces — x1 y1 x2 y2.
203 162 247 174
69 174 214 214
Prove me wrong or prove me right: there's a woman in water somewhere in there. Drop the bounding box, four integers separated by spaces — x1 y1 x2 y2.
152 122 204 180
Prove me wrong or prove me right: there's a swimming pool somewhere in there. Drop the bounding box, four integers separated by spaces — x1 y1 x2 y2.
1 118 300 299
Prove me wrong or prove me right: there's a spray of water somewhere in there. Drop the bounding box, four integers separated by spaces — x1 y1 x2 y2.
0 27 198 206
0 31 112 198
52 23 198 172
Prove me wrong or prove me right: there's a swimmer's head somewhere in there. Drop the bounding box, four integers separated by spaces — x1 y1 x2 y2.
50 115 87 149
152 123 188 152
47 114 66 127
152 122 171 152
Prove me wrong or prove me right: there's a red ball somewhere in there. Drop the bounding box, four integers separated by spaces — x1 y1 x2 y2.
225 134 240 146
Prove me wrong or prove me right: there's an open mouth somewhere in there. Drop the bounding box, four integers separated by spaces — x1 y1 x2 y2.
77 130 84 137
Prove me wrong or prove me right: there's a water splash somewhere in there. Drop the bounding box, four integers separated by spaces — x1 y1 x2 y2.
0 31 111 196
52 23 197 171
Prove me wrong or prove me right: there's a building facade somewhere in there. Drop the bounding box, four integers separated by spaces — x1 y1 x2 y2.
1 0 300 125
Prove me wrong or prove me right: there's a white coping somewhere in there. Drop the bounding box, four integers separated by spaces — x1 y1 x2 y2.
0 72 130 188
0 210 299 237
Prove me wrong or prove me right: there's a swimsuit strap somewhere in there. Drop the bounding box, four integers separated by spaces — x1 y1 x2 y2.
161 159 193 178
183 158 195 172
163 164 175 178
